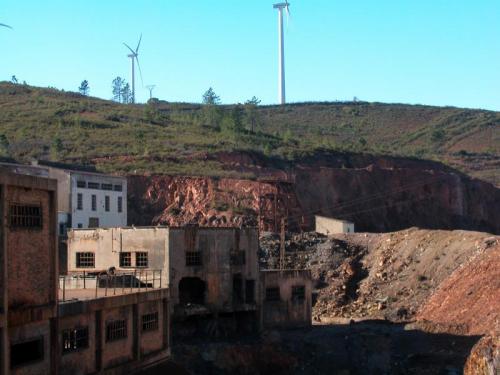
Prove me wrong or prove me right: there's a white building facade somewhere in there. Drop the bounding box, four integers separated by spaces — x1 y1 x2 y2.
68 171 127 230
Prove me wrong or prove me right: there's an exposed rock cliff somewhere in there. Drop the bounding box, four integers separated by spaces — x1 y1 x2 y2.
127 153 500 234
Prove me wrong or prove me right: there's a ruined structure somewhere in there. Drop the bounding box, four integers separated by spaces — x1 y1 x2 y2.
0 169 170 374
67 226 313 332
260 270 312 329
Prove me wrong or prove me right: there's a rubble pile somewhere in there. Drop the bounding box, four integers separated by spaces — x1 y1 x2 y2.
261 228 500 324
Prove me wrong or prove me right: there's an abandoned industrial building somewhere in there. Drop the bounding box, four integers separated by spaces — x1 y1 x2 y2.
0 166 312 374
0 169 169 375
67 226 312 331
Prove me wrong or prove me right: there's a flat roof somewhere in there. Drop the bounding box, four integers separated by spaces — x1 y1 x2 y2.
70 225 259 232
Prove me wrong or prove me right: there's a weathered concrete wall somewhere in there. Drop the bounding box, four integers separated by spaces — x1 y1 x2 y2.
9 320 52 375
101 305 134 369
315 215 354 235
169 227 260 311
260 270 312 329
138 300 166 356
59 312 97 375
67 227 169 286
6 186 54 309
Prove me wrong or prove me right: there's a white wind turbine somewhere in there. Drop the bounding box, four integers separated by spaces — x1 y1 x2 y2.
273 1 290 105
123 35 144 103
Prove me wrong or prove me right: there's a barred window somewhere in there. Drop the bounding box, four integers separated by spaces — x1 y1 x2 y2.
117 197 123 213
88 217 99 228
142 312 159 332
77 193 83 210
136 252 148 268
119 252 132 267
76 252 95 268
87 182 100 189
186 251 202 266
230 250 246 266
9 204 42 229
114 184 123 192
101 183 113 191
76 180 86 188
265 287 280 302
292 286 305 302
62 327 88 354
91 194 97 211
105 196 110 212
106 320 127 342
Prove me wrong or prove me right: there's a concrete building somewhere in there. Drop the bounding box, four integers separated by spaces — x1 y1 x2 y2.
67 226 260 319
0 161 128 234
315 215 355 235
0 168 59 374
260 270 312 329
0 168 170 374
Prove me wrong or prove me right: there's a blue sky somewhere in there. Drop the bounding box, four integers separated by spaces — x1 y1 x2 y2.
1 1 499 110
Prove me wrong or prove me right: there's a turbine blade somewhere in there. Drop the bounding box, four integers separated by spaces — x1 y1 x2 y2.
135 56 144 88
0 23 12 29
123 43 136 55
135 34 142 54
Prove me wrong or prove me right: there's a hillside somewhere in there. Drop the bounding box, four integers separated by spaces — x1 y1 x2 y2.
0 82 498 185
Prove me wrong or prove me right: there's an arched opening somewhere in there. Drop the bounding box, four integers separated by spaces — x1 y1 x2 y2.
178 277 206 305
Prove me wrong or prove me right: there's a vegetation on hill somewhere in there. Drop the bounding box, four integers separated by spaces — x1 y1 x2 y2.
0 82 498 184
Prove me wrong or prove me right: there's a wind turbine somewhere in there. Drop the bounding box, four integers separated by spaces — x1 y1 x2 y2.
123 35 144 103
273 1 290 105
145 85 156 100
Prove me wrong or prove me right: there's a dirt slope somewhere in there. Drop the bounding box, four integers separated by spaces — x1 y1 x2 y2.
417 239 499 335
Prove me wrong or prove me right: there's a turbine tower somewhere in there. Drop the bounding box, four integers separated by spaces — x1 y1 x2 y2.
123 35 144 103
273 1 290 105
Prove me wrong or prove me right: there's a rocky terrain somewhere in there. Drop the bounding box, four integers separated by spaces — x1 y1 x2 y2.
260 228 499 331
127 153 500 234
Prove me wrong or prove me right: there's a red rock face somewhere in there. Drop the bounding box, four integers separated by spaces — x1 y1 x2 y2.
127 154 500 234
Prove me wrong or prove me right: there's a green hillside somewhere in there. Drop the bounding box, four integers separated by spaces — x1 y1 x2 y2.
0 82 498 184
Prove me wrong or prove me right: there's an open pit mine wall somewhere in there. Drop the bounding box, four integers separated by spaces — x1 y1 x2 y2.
127 164 500 235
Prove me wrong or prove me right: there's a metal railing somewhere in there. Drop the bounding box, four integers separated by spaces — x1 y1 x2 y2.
59 269 163 302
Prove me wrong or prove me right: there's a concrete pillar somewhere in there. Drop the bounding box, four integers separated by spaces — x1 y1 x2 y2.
162 298 169 350
133 303 140 360
95 310 102 371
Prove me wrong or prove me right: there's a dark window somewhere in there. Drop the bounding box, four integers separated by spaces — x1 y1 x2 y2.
114 184 123 192
88 217 99 228
106 320 127 342
292 286 306 302
230 250 246 266
105 196 110 212
9 204 42 229
76 252 95 268
117 197 123 213
136 252 148 268
265 287 280 302
59 223 66 236
120 252 132 267
10 338 44 368
87 182 100 189
76 180 86 188
186 251 202 266
77 193 83 210
142 312 159 332
233 275 243 304
101 183 113 191
91 194 97 211
62 327 88 354
77 223 83 229
245 280 255 303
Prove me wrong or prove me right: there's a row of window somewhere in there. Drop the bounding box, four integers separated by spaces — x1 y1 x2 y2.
76 180 123 192
77 193 123 213
76 252 149 268
265 285 306 302
10 312 160 366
